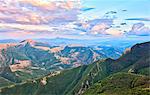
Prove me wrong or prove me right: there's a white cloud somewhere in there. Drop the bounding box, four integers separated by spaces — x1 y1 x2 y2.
105 28 123 36
128 23 150 36
0 0 81 25
0 23 54 32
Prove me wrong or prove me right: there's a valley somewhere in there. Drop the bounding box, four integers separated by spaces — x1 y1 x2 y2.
0 41 149 95
0 39 123 83
0 0 150 95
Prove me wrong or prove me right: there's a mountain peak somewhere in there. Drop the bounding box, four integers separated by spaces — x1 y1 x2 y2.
20 39 36 46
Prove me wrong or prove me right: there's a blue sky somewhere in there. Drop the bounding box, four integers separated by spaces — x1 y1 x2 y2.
81 0 150 21
80 0 150 36
0 0 149 39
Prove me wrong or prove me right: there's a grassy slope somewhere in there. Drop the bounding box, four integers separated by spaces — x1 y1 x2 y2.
0 65 92 95
0 42 150 95
2 56 149 95
83 42 150 95
0 77 14 89
0 61 108 95
83 73 150 95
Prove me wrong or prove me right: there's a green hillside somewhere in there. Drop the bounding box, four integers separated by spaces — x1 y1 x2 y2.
83 42 150 95
83 73 150 95
0 42 150 95
0 63 101 95
0 77 14 89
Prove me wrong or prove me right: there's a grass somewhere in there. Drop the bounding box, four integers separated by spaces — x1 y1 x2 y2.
0 77 14 89
83 73 150 95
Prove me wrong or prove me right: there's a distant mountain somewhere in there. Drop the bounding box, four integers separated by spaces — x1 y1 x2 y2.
0 39 20 43
0 42 149 95
0 39 122 82
1 38 148 51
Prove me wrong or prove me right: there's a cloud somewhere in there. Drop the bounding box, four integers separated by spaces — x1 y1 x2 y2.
80 7 95 11
0 23 54 32
91 23 110 34
7 31 35 37
0 0 81 25
75 19 112 31
105 28 123 36
128 23 150 36
0 0 149 39
74 18 125 36
0 22 84 38
74 19 119 35
125 18 150 21
0 0 85 38
0 31 35 39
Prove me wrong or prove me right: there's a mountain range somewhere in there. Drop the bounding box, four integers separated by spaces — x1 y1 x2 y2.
0 41 149 95
0 39 122 82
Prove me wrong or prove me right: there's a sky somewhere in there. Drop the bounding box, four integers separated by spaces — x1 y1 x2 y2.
0 0 150 39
